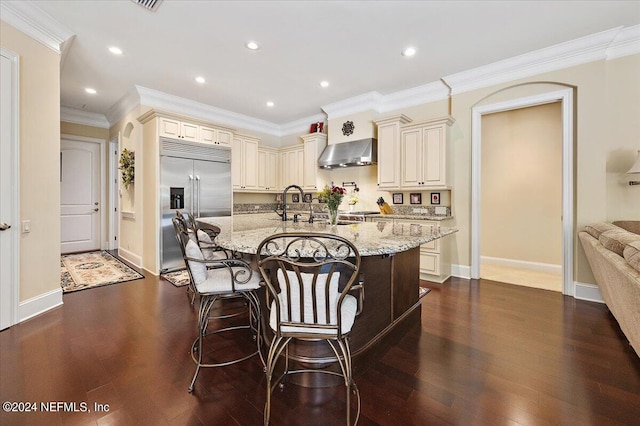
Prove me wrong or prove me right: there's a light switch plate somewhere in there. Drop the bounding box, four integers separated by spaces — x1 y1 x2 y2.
21 220 31 233
435 206 447 215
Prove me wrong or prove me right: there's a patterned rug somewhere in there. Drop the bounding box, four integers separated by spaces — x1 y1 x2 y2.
161 269 190 287
61 251 144 293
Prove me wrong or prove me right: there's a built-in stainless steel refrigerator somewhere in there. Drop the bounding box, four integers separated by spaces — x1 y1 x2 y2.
160 138 232 272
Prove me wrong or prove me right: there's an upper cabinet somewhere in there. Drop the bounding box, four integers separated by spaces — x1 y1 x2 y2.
158 117 234 146
301 133 327 191
374 115 412 190
279 146 304 190
232 134 259 191
159 117 199 142
376 115 454 190
258 147 279 192
201 125 233 146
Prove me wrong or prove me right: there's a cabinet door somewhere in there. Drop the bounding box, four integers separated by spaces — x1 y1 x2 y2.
231 138 242 190
258 150 268 190
423 125 445 187
159 118 181 139
377 123 400 189
303 140 318 190
420 247 440 275
181 122 199 142
401 128 423 188
217 129 232 146
200 126 215 144
243 138 259 190
266 150 278 190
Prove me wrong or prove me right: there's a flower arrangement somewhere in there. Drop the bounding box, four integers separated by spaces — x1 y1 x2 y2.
348 195 359 205
318 184 346 224
119 148 135 189
318 184 346 210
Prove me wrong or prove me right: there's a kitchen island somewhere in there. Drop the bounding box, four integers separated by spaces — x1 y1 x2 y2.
198 213 457 365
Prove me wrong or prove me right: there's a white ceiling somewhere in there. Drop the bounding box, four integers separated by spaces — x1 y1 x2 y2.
11 1 640 126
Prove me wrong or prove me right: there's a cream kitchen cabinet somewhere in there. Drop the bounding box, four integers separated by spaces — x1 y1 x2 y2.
301 132 327 191
201 125 233 146
400 117 454 189
159 117 199 142
232 135 259 191
279 146 304 189
258 147 279 191
374 115 412 190
368 217 452 283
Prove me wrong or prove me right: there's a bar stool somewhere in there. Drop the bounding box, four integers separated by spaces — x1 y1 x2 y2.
256 232 365 425
173 215 263 393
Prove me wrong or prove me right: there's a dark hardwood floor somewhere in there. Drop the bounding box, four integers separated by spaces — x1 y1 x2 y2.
1 270 639 425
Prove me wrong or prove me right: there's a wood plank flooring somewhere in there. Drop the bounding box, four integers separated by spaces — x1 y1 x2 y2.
1 270 639 425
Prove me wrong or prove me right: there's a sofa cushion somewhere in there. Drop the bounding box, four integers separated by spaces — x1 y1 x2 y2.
599 228 640 256
613 220 640 236
624 241 640 273
584 222 618 239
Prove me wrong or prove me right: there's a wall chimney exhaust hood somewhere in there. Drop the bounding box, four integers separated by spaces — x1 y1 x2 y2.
317 138 377 169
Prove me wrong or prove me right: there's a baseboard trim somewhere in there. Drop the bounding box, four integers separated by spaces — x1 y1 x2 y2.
18 287 63 323
574 282 604 303
481 256 562 274
451 264 471 280
118 247 142 268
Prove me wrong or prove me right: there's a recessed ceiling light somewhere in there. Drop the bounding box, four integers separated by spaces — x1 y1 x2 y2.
85 88 97 94
320 81 329 88
195 76 206 84
401 46 416 57
266 101 274 107
108 46 123 55
246 41 260 50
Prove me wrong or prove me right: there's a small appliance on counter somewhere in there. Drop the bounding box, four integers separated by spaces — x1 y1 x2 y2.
376 197 394 214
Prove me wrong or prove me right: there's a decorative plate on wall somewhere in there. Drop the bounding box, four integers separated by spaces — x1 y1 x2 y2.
342 121 355 136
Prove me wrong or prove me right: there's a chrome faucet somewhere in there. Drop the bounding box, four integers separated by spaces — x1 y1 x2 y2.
280 184 304 222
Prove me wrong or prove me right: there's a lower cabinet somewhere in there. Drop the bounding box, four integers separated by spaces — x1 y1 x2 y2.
369 217 451 283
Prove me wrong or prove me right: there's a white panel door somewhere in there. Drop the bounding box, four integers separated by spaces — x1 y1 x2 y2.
61 139 101 253
1 51 18 330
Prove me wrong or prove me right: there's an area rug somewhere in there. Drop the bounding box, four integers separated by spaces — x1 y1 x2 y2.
61 251 144 293
161 269 190 287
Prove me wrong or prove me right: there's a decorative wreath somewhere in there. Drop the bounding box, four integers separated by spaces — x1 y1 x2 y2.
119 148 135 188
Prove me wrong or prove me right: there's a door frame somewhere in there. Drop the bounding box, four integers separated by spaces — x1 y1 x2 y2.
471 88 574 296
0 47 20 329
60 134 107 251
108 135 119 251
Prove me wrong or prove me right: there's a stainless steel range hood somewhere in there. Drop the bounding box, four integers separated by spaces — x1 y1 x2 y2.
317 138 377 169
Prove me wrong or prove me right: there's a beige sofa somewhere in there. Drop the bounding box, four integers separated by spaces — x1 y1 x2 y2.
579 221 640 356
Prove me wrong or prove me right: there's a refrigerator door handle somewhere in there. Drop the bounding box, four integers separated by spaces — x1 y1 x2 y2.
195 175 201 217
188 175 194 213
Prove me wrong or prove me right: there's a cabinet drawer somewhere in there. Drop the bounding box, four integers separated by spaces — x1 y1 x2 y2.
419 250 440 275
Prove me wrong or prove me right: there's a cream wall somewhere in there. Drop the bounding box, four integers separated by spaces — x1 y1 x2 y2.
480 102 563 265
448 55 639 285
1 22 61 301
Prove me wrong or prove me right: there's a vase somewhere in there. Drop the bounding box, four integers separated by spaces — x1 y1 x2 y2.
328 208 339 225
349 204 354 212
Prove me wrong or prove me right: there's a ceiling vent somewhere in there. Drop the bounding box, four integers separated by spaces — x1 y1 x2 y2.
131 0 163 12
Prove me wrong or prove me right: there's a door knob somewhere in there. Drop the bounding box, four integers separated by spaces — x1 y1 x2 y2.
94 208 99 212
94 202 99 205
0 222 11 231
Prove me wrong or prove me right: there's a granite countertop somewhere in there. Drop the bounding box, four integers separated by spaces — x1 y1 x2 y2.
367 214 454 221
198 213 458 257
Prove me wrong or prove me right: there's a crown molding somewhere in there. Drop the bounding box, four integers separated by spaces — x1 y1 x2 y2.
61 107 109 129
279 113 327 136
321 92 383 120
135 86 284 136
379 81 449 113
606 24 640 59
443 27 625 95
105 86 141 125
0 1 73 54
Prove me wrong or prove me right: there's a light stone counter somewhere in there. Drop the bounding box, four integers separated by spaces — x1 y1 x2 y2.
198 213 457 256
367 214 454 221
